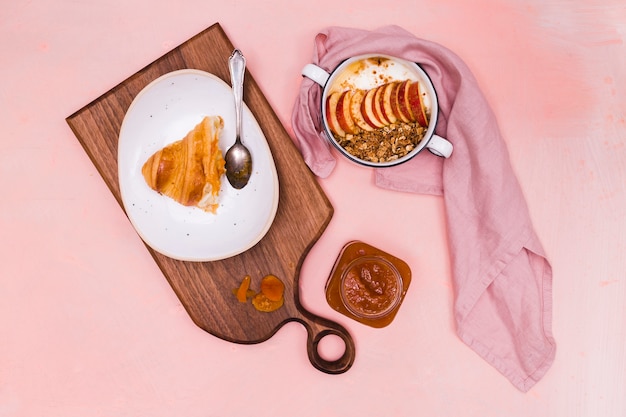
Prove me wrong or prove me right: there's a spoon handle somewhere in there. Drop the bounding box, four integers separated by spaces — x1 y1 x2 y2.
229 49 246 143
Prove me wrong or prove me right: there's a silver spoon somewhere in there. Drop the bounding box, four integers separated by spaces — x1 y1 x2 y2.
224 49 252 189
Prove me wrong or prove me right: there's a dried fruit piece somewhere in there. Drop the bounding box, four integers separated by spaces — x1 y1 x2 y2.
259 274 285 302
232 273 285 312
252 292 284 312
234 275 252 303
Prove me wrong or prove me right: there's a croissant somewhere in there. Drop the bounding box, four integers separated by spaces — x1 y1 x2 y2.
141 115 225 213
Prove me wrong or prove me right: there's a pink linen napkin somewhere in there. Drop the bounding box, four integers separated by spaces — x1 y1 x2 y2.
291 25 555 392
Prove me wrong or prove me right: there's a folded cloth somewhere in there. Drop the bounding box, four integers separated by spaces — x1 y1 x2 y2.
291 25 555 392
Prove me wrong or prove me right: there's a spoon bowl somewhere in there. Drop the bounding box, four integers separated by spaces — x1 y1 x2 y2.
224 49 252 189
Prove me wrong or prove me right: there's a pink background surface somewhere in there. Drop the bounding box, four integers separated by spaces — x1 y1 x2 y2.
1 1 625 416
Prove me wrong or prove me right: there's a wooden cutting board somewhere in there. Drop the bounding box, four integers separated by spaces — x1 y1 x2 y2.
66 23 355 374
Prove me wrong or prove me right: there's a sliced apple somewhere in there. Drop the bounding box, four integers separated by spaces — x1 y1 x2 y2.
325 92 346 137
349 89 374 131
360 87 385 129
380 82 398 124
336 90 359 134
389 81 406 122
373 84 391 125
406 81 429 127
396 80 413 123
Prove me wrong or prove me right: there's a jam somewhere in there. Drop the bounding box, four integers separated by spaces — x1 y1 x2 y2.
326 241 411 328
341 257 400 318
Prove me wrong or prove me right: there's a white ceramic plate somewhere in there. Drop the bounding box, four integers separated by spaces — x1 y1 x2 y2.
118 69 279 261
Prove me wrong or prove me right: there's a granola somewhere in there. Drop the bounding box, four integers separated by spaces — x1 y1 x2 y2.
334 122 427 163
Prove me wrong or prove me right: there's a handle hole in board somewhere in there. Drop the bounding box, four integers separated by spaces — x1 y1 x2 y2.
316 333 346 362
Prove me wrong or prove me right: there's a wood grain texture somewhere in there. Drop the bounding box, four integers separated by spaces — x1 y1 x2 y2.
66 23 354 374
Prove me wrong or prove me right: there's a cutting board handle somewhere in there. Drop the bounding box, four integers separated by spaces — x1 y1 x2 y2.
299 313 356 374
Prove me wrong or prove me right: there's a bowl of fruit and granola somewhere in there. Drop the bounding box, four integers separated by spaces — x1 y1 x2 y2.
302 54 453 167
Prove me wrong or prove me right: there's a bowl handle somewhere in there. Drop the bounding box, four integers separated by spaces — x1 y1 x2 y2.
301 64 330 87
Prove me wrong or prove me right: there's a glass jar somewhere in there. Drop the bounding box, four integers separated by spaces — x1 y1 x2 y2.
325 241 411 328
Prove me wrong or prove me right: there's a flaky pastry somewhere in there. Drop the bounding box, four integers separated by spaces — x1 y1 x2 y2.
141 116 225 213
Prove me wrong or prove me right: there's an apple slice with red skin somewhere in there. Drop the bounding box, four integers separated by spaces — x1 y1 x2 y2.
395 80 413 123
360 87 385 128
373 84 391 125
380 82 398 124
406 81 429 127
349 89 374 131
325 91 346 137
336 90 359 134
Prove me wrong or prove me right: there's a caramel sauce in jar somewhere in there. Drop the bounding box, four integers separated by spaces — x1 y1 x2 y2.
325 241 412 328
